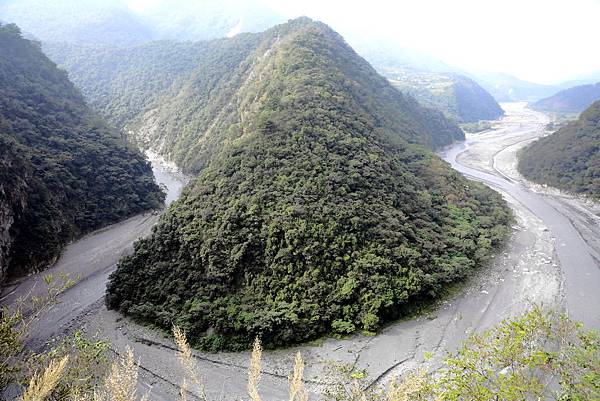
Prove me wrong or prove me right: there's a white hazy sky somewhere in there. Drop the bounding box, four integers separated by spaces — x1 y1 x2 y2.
126 0 600 84
261 0 600 84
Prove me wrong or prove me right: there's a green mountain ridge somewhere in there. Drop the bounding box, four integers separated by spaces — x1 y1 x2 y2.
383 69 504 123
105 18 511 351
46 19 465 175
0 23 164 281
531 82 600 113
518 100 600 198
350 41 503 122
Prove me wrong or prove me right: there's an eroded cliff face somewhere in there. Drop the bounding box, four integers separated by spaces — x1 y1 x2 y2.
0 23 164 283
0 147 28 283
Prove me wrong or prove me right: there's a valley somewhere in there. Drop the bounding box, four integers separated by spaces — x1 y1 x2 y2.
4 103 597 400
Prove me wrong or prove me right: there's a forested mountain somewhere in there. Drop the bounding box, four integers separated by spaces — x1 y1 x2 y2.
473 72 559 102
44 40 227 129
105 18 511 351
47 20 465 175
531 82 600 113
0 24 164 282
383 69 503 123
518 100 600 198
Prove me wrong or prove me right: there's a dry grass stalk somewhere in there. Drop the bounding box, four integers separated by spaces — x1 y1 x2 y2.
20 356 69 401
289 352 307 401
172 326 206 400
179 378 188 401
95 347 148 401
386 370 428 401
350 380 367 401
247 337 263 401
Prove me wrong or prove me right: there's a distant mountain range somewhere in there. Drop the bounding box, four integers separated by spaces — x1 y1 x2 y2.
10 0 598 118
351 40 503 122
531 82 600 113
470 72 560 103
45 22 465 174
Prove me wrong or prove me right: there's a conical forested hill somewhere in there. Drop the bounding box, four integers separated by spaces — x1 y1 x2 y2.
46 18 464 174
126 18 465 174
0 23 164 281
106 18 511 350
519 100 600 197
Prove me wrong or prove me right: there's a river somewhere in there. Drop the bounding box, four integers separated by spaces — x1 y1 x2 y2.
441 103 600 330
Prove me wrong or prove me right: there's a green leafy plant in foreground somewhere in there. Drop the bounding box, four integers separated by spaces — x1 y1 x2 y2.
9 307 600 401
325 307 599 401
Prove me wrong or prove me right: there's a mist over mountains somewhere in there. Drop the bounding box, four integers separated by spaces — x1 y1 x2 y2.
0 0 284 44
532 82 600 113
3 0 597 107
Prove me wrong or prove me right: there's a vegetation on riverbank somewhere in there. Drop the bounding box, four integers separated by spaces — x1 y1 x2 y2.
46 18 465 175
518 100 600 198
0 23 164 281
5 302 598 400
105 18 511 351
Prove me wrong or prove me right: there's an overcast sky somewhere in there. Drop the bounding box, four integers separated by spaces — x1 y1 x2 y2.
126 0 600 84
261 0 600 84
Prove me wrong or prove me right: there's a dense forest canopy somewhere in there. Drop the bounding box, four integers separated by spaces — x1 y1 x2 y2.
531 82 600 113
518 100 600 198
0 23 164 281
106 18 511 351
46 19 465 175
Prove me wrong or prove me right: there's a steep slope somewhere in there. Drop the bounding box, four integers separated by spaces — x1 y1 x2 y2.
531 82 600 113
46 19 465 175
384 69 503 122
0 24 164 281
44 39 247 129
518 100 600 198
106 19 511 351
0 0 153 45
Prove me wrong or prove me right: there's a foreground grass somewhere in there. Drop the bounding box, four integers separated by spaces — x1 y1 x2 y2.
5 301 599 401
